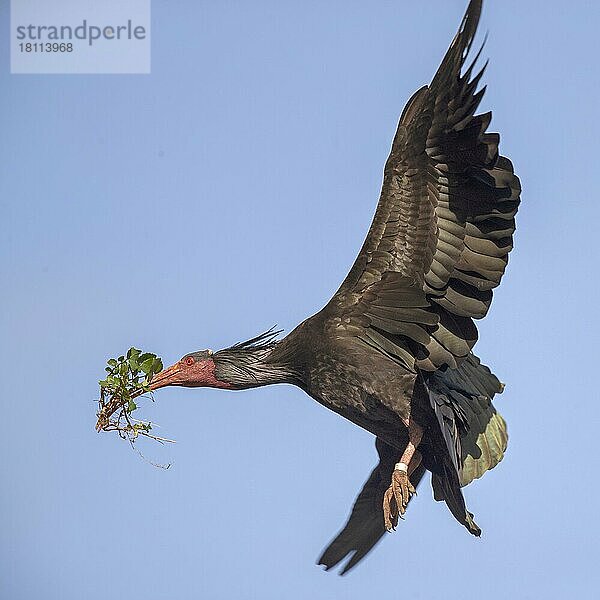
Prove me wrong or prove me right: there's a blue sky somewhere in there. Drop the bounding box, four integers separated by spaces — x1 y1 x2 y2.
2 1 599 598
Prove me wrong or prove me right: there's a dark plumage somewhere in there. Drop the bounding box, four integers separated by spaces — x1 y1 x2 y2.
149 0 520 574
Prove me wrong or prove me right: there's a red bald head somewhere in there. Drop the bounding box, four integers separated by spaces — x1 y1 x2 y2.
149 351 232 391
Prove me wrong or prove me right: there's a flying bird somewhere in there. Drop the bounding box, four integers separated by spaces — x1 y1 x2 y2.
149 0 520 573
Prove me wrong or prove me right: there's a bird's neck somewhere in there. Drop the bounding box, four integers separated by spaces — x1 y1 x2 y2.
213 345 300 390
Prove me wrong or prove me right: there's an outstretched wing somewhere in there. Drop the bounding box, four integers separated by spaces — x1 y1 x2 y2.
327 0 520 371
318 438 426 575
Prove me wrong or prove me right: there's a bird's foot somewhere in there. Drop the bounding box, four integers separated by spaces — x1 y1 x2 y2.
383 466 416 531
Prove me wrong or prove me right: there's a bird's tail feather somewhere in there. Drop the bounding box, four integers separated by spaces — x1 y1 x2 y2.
431 459 481 536
425 352 507 534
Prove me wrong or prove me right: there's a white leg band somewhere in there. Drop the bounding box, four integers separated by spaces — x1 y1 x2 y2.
394 462 408 473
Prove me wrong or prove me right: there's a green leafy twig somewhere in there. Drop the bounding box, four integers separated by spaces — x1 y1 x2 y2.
96 348 175 446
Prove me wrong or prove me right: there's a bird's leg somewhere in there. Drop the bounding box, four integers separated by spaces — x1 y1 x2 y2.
383 419 423 531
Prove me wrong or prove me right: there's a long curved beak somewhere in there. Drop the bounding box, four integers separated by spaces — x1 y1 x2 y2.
148 363 182 391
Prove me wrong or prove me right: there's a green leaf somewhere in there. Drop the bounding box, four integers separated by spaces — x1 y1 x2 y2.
127 347 141 360
107 358 118 367
127 400 137 412
140 358 154 374
99 377 111 388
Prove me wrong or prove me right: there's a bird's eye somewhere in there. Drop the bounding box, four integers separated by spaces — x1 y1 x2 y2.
184 356 195 366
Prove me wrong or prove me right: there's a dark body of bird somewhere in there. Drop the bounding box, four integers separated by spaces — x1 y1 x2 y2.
148 0 520 574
